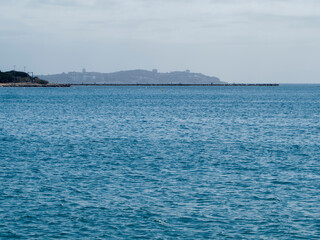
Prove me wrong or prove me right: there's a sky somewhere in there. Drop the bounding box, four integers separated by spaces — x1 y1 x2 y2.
1 0 320 83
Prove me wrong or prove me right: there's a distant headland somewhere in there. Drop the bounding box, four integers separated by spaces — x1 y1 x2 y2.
39 69 225 85
1 68 279 87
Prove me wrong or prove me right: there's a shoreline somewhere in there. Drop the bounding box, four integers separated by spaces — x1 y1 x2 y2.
0 83 279 87
0 83 71 87
70 83 279 87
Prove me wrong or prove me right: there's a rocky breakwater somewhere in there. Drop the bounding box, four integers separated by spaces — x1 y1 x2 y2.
0 83 71 87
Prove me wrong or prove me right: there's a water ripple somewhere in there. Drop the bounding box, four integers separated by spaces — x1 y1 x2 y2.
0 85 319 239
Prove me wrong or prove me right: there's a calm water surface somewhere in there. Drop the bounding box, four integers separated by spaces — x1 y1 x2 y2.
1 85 319 239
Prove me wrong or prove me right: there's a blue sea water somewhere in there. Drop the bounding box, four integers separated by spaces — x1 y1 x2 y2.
0 85 319 239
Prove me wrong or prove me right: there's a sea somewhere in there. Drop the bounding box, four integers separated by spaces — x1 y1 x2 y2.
0 85 319 239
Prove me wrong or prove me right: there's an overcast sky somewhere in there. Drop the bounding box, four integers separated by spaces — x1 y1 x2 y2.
1 0 319 83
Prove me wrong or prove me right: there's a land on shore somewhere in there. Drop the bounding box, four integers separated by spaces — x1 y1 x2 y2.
0 70 48 84
39 69 225 85
0 70 70 87
0 83 71 87
71 83 279 87
1 69 279 87
0 82 279 87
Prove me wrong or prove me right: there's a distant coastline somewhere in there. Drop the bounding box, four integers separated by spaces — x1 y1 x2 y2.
39 69 225 85
1 69 280 87
71 83 279 87
0 83 71 87
0 83 279 87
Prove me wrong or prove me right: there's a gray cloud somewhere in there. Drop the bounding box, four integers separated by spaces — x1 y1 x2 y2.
1 0 320 83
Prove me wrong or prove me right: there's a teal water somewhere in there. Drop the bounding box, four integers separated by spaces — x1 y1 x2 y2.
0 85 319 239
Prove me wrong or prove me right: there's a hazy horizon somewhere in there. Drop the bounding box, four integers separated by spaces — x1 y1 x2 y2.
1 0 320 83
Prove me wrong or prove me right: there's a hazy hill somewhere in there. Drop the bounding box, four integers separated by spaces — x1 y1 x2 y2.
39 69 224 84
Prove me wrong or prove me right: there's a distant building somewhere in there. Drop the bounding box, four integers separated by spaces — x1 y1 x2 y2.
152 69 158 73
82 68 86 73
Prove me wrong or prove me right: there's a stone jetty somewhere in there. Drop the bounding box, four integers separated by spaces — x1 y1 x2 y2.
0 83 71 87
71 83 279 87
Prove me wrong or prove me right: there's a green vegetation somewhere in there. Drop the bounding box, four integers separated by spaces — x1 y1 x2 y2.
0 70 48 84
34 77 48 85
0 71 14 83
